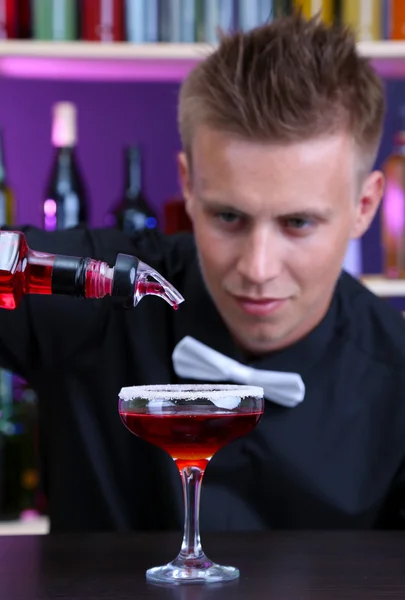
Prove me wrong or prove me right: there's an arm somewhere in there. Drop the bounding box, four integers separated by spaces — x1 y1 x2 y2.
0 225 138 379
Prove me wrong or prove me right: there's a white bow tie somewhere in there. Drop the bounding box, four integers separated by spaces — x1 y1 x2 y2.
172 336 305 408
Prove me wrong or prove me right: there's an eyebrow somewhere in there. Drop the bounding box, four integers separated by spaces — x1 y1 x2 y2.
199 197 244 214
198 197 333 221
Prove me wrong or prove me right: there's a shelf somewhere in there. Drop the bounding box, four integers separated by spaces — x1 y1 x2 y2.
361 275 405 297
0 40 212 81
0 40 403 81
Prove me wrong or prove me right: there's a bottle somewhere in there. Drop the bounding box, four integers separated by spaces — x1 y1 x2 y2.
387 0 405 39
0 230 184 310
381 0 390 40
17 0 31 39
341 0 381 41
32 0 77 41
82 0 125 42
0 0 18 38
0 0 31 39
43 102 89 232
179 0 197 42
164 196 193 235
381 123 405 279
158 0 181 42
126 0 159 43
294 0 335 24
270 0 293 19
237 0 262 31
203 0 234 43
109 145 158 234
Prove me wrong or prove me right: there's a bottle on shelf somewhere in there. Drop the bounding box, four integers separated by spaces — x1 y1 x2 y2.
126 0 158 43
293 0 335 24
0 0 31 39
203 0 234 43
381 0 391 40
0 0 18 38
164 196 193 235
387 0 405 40
267 0 293 20
107 144 158 234
159 0 222 43
237 0 295 32
82 0 125 42
340 0 381 41
158 0 193 43
237 0 266 31
0 230 184 310
32 0 77 41
17 0 31 39
381 117 405 279
43 102 89 232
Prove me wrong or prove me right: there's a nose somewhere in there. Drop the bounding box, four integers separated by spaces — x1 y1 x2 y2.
236 226 282 285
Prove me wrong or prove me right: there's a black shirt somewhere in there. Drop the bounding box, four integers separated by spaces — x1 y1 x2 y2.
1 225 405 532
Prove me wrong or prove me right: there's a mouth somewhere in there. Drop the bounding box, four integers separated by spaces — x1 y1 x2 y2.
231 294 287 316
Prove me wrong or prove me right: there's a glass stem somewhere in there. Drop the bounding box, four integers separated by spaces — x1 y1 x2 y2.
178 465 205 560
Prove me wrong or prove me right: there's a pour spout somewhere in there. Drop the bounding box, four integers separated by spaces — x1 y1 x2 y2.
111 253 185 310
134 260 185 309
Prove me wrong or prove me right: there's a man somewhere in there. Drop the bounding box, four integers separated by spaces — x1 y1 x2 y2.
2 12 405 532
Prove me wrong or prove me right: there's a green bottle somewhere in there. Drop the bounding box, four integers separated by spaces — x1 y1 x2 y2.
195 0 205 42
32 0 78 41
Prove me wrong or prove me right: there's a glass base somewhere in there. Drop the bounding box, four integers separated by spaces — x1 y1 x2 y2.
146 554 240 585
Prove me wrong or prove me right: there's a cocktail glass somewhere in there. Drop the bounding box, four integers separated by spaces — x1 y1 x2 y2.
118 384 264 585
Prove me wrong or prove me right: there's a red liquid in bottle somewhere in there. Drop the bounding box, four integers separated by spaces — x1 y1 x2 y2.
119 410 262 471
0 232 54 309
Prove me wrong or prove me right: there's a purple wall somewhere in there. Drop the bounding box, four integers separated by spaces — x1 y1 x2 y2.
0 78 182 228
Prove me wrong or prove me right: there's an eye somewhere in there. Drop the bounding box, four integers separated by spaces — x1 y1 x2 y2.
217 211 240 223
283 217 313 230
214 211 242 225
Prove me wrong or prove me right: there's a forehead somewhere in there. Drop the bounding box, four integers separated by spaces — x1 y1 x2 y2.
190 126 356 199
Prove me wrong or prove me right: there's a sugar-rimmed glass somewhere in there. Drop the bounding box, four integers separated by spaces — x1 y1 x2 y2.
118 384 264 585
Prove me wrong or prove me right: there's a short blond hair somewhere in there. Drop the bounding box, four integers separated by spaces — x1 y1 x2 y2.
178 12 385 172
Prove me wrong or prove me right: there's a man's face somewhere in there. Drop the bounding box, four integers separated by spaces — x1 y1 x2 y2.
178 127 383 354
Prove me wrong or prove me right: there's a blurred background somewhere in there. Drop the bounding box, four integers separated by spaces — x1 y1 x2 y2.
0 0 403 533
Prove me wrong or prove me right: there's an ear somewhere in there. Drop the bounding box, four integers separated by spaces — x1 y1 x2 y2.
177 152 193 219
351 170 385 239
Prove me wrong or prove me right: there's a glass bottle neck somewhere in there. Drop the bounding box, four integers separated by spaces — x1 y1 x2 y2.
54 145 75 161
125 147 142 199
